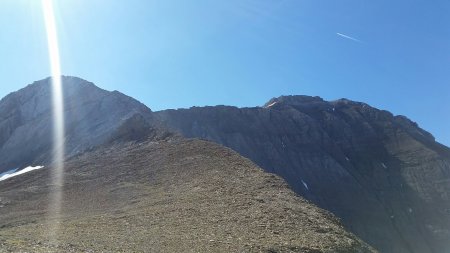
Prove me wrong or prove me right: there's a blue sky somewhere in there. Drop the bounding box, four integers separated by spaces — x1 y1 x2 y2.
0 0 449 146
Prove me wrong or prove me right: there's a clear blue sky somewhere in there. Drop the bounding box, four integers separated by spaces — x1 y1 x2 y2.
0 0 449 146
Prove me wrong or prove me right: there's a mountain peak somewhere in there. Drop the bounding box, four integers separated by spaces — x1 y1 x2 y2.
24 75 97 92
0 77 154 172
2 76 104 107
264 95 325 108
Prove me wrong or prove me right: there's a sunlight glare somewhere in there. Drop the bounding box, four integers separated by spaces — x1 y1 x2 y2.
42 0 65 246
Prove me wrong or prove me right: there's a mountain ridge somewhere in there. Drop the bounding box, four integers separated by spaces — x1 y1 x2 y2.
1 77 449 253
0 131 376 252
156 94 450 253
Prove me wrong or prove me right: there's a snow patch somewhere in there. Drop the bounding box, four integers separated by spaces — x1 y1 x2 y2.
266 102 277 108
345 157 350 161
301 180 309 190
381 163 387 169
0 166 44 182
0 169 18 178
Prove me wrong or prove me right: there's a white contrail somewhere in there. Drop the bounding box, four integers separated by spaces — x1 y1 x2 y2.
336 32 362 43
42 0 65 246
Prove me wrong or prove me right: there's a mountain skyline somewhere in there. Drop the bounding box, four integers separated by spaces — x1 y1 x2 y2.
1 0 449 146
0 76 380 252
2 1 449 252
1 76 449 253
2 76 449 148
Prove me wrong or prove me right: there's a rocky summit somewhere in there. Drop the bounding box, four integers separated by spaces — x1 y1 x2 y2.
0 77 449 253
0 76 154 172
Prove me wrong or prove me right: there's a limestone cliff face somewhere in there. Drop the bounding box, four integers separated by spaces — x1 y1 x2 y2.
0 76 153 171
156 96 450 253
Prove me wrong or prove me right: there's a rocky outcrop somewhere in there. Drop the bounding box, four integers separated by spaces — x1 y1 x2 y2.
156 96 450 253
0 76 154 172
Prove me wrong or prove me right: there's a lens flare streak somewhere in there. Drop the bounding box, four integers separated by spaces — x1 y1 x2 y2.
42 0 65 245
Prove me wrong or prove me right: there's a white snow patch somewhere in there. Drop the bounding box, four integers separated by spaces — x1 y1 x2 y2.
0 166 44 182
381 163 387 169
345 157 350 161
266 102 277 108
0 169 18 178
301 180 309 190
332 107 335 112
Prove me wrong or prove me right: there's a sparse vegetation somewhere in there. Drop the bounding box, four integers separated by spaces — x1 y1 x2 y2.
0 138 376 252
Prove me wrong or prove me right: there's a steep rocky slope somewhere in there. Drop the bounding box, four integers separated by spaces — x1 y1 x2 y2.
0 76 154 173
0 137 375 253
156 96 450 253
1 78 448 252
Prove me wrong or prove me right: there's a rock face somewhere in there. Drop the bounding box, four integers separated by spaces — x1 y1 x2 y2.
156 95 450 253
1 78 449 252
0 137 376 253
0 76 154 172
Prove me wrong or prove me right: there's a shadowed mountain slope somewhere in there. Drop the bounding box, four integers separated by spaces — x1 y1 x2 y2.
156 96 450 253
0 137 376 253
